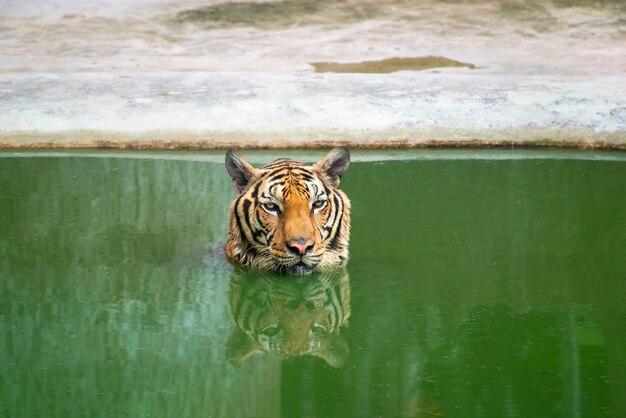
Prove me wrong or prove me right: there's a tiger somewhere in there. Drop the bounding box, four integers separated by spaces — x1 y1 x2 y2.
226 268 351 368
225 148 351 275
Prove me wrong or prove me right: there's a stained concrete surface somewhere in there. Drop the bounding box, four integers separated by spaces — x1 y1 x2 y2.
311 57 477 73
0 0 625 148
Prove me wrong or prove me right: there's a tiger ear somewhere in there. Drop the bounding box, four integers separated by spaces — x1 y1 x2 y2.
313 148 350 187
225 149 258 193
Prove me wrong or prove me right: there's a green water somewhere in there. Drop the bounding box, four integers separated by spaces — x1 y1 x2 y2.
1 150 625 418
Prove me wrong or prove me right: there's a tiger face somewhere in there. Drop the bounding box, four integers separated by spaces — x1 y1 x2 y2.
225 148 351 275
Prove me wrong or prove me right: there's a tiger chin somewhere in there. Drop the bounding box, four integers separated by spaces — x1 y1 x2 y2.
225 148 351 275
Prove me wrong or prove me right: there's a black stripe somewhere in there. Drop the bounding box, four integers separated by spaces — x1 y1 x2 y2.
289 169 315 182
322 190 338 240
234 197 257 258
250 180 260 199
254 208 267 243
262 158 292 169
327 195 344 251
242 198 262 245
234 195 246 238
267 170 290 183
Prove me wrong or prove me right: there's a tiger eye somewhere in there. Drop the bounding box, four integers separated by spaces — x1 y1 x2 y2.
313 200 326 208
263 202 278 212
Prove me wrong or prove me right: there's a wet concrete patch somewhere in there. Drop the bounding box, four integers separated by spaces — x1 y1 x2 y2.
175 0 380 29
172 0 626 31
311 56 476 73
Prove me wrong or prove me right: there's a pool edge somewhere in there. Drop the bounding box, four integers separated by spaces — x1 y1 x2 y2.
1 138 624 152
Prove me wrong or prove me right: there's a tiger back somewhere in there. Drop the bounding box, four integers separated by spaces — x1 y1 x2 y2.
224 148 351 275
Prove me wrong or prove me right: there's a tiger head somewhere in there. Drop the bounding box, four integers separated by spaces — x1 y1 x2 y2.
225 148 351 275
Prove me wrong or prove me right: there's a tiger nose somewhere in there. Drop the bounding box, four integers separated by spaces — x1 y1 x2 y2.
286 237 314 256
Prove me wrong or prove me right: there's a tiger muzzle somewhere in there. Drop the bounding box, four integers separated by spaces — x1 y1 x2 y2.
286 237 315 256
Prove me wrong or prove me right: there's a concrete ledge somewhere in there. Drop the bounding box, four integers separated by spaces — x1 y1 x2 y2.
1 72 624 149
2 1 625 150
1 134 623 151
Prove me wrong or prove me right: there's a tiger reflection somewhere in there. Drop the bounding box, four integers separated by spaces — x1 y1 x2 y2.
227 268 351 368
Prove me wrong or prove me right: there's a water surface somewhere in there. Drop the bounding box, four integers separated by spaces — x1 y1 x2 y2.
1 150 625 417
